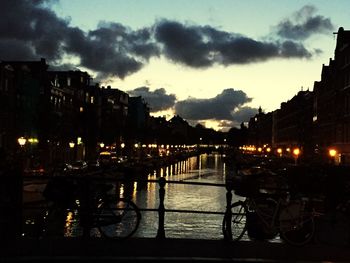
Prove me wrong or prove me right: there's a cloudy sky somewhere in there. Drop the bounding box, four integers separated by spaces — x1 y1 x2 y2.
2 0 349 130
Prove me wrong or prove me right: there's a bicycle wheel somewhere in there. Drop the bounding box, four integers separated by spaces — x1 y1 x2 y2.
222 200 247 241
98 198 141 239
279 202 315 246
247 197 279 240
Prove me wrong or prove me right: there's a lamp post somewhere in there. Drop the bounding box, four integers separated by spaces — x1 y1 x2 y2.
17 137 26 147
328 148 337 165
17 137 27 171
120 143 125 158
293 148 300 165
69 142 75 162
277 148 282 157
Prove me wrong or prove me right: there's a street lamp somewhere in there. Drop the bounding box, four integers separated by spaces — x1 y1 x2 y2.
17 137 27 171
277 148 282 157
17 137 27 147
69 142 75 162
99 142 105 148
293 148 300 165
329 148 337 165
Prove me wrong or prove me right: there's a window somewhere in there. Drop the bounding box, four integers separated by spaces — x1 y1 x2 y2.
90 96 94 104
67 77 71 86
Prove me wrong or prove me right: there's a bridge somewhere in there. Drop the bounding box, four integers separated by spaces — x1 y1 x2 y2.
3 237 350 262
2 165 350 262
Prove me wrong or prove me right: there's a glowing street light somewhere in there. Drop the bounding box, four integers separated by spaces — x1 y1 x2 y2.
277 148 282 157
99 142 105 148
17 137 27 147
27 138 39 144
329 148 337 157
69 142 75 148
293 148 300 165
293 148 300 156
329 148 337 165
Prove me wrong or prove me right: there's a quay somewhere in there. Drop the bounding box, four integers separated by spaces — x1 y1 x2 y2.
3 237 350 262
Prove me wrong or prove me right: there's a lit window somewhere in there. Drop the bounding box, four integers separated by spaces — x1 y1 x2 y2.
67 77 71 86
80 107 84 112
90 96 94 104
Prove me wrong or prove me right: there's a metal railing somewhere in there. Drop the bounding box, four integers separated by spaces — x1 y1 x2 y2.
2 168 232 240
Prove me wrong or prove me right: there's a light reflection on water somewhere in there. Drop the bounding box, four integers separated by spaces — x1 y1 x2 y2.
61 153 240 240
133 153 234 240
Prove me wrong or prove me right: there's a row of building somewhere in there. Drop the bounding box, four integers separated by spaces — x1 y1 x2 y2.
0 57 226 170
0 59 136 167
246 27 350 164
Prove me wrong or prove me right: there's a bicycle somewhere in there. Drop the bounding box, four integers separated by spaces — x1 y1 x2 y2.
222 187 316 246
41 176 141 239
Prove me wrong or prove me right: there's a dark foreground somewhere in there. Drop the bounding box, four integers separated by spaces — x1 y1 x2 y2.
2 237 350 262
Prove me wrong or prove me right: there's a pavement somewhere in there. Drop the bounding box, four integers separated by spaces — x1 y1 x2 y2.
2 237 350 262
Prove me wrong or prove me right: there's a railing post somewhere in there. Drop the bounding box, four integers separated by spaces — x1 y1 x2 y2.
156 177 166 239
80 174 92 239
224 180 233 241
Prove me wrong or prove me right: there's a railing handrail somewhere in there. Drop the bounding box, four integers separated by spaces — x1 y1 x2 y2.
21 173 230 239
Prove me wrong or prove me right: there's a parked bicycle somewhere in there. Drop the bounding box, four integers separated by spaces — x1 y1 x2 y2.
41 176 141 239
222 186 316 246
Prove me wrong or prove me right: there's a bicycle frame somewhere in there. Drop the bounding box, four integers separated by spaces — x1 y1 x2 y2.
247 196 283 231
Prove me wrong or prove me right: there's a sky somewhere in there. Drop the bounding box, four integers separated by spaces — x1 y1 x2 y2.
2 0 350 131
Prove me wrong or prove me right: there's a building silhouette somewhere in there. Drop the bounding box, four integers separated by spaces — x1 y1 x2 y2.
246 27 350 164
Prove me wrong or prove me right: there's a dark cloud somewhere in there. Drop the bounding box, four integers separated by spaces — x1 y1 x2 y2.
215 120 238 131
0 1 332 79
154 20 213 67
275 5 334 40
0 39 35 60
65 22 159 79
128 87 176 111
0 0 67 60
231 107 259 123
0 0 158 79
48 62 81 71
154 19 315 67
175 89 252 120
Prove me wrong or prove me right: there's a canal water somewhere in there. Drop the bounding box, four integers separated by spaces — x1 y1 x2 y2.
24 153 243 240
23 153 276 241
130 153 235 240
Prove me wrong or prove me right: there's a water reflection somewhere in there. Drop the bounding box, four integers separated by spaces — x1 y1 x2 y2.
133 153 232 240
62 153 234 240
